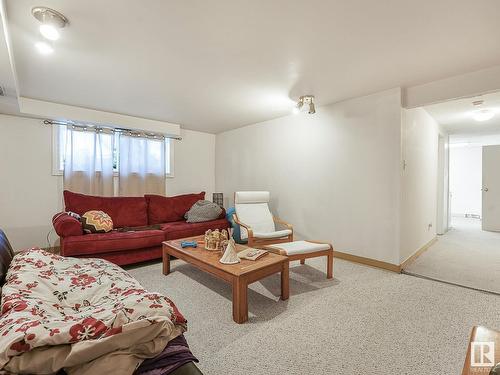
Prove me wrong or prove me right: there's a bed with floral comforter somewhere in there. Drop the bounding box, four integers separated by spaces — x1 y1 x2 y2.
0 249 186 374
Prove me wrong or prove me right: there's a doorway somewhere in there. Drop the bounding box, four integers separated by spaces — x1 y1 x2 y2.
403 92 500 294
449 141 482 229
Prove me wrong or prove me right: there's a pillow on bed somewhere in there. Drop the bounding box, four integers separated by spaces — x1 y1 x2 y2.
81 210 114 234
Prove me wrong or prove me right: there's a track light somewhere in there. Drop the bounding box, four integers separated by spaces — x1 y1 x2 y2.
32 7 68 53
294 95 316 114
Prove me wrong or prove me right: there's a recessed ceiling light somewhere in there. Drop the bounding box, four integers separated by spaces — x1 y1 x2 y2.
473 109 495 122
35 41 54 55
39 24 60 41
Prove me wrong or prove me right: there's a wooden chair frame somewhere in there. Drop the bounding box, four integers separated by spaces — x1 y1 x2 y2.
232 213 294 248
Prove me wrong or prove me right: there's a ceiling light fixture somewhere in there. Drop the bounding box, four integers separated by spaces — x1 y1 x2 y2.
471 99 495 122
35 41 54 55
294 95 316 114
31 6 68 43
39 24 60 40
473 109 495 122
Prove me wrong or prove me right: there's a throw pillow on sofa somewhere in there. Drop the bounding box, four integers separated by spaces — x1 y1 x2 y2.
81 210 114 234
185 200 223 223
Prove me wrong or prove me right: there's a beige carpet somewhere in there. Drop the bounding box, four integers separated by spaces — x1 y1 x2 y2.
127 255 500 375
404 217 500 294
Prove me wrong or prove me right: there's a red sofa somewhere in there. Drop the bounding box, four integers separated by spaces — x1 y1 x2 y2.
52 190 230 265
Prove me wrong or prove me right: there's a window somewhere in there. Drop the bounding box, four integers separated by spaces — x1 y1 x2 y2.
52 125 174 177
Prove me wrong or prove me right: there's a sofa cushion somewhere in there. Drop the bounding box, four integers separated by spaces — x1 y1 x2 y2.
145 192 205 224
161 218 230 240
78 246 163 266
62 229 164 256
64 190 148 228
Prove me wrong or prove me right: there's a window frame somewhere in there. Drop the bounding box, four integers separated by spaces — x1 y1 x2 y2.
52 125 175 178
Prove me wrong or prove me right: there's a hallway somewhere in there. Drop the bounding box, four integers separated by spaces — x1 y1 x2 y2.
404 217 500 294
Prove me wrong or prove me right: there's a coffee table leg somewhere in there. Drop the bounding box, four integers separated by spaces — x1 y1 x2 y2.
232 278 248 324
163 250 170 275
281 260 289 300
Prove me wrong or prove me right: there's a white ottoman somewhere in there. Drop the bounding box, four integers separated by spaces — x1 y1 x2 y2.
264 240 334 279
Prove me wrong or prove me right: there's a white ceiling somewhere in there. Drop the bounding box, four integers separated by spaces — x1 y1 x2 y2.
4 0 500 133
449 133 500 146
425 91 500 136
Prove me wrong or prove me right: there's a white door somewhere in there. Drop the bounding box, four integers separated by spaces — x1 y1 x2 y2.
482 145 500 231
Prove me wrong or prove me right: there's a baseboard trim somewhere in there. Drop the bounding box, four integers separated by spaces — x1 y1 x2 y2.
400 237 437 271
334 251 401 273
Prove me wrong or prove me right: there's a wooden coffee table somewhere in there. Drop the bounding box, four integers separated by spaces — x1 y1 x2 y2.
162 236 289 323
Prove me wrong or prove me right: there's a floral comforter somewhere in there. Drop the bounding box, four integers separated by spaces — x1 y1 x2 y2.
0 249 186 374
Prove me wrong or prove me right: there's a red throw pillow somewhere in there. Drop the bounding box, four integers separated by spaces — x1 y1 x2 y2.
145 192 205 224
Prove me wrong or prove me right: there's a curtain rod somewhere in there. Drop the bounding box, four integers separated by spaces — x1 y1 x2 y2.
43 119 182 141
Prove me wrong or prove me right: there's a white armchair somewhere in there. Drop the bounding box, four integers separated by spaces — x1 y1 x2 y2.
233 191 293 248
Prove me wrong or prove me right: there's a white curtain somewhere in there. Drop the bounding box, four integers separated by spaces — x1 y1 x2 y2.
63 127 115 196
119 134 166 196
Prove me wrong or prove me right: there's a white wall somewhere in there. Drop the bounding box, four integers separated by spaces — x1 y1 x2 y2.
0 114 215 250
216 88 402 264
404 64 500 108
0 115 64 251
167 129 215 198
400 108 439 263
436 133 450 235
449 145 482 217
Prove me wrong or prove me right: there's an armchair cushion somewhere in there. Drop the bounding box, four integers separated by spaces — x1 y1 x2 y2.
253 229 292 239
266 240 331 255
52 212 84 237
234 191 270 204
234 191 275 240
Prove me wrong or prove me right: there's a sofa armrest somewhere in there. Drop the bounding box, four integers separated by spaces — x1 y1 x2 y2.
52 212 83 237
